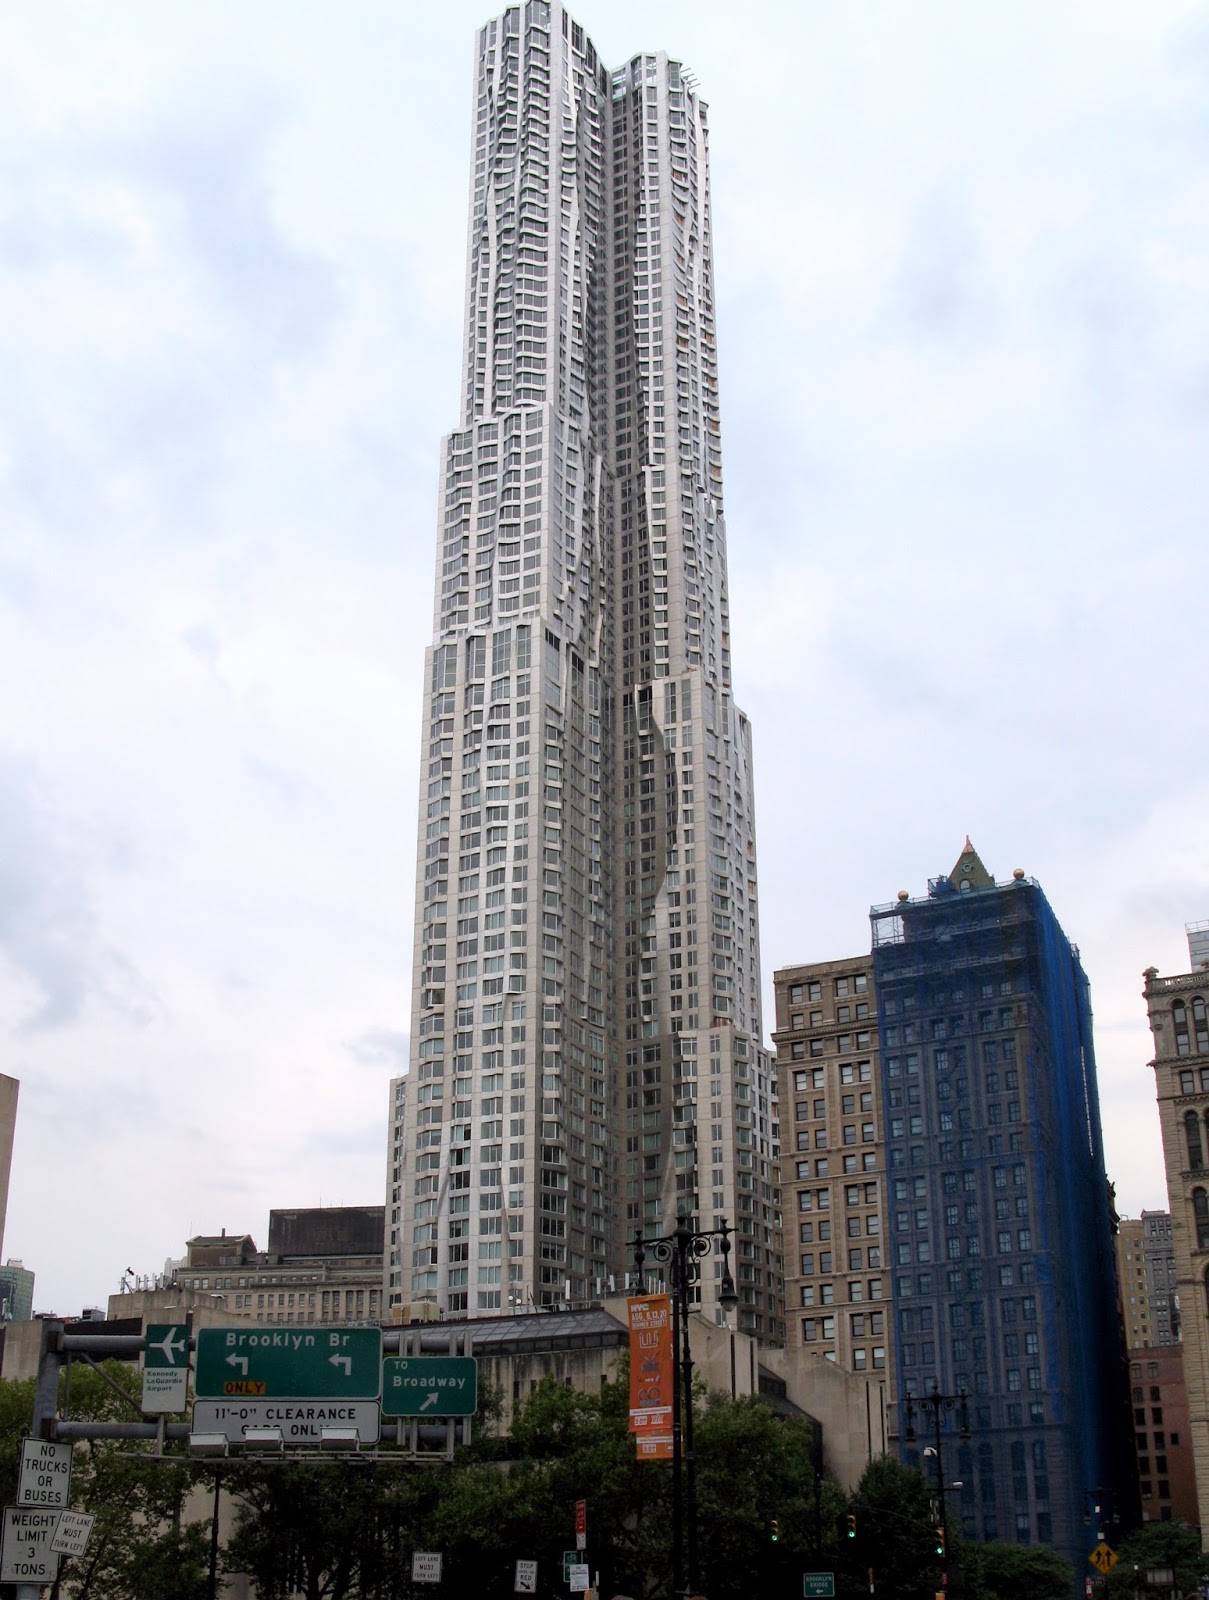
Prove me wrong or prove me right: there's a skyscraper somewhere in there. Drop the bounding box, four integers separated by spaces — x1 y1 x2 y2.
870 843 1130 1572
386 3 780 1338
773 955 893 1380
1144 950 1209 1541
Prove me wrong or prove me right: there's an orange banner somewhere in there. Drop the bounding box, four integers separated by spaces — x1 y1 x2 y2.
628 1295 673 1448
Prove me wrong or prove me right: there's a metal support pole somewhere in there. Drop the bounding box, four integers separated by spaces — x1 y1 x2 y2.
904 1384 968 1593
208 1467 221 1600
17 1320 64 1600
670 1259 684 1600
632 1216 737 1600
932 1404 948 1586
679 1228 699 1598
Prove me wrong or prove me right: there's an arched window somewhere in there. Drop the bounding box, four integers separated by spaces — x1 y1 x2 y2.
1187 1112 1204 1171
1175 1001 1191 1057
1194 997 1208 1054
1193 1188 1209 1250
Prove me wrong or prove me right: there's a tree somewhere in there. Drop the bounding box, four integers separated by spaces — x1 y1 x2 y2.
1101 1521 1205 1600
52 1360 210 1600
838 1456 943 1600
961 1540 1074 1600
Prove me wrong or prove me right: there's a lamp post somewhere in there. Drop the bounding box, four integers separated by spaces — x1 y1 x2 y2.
905 1386 970 1581
1084 1486 1121 1546
632 1214 739 1599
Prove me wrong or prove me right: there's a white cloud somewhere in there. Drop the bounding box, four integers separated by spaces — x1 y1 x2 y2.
0 0 1204 1305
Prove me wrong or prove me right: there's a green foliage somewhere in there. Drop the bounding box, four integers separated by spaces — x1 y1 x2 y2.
837 1456 943 1600
0 1363 211 1600
0 1360 885 1600
1101 1521 1205 1600
221 1369 837 1600
0 1373 35 1507
961 1540 1074 1600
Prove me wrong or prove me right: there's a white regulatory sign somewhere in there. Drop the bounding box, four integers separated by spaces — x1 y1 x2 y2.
569 1563 590 1593
18 1439 73 1507
51 1510 96 1558
413 1551 443 1584
515 1557 538 1592
1 1506 59 1584
192 1400 380 1445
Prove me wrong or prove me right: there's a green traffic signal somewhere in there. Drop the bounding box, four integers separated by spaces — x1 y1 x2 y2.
846 1514 857 1538
770 1519 780 1542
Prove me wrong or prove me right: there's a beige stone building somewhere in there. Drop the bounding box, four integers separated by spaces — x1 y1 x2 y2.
1116 1212 1179 1350
168 1208 384 1326
1144 952 1209 1541
772 956 892 1386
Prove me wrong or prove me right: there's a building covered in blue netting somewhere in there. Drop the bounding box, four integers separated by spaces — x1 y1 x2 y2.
870 841 1136 1578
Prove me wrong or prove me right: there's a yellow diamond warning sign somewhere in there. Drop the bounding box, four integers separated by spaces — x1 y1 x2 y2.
1089 1541 1118 1575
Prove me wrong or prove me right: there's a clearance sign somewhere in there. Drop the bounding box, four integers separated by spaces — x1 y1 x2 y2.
628 1295 674 1461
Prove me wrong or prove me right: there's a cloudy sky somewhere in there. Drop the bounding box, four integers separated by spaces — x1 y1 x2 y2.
2 0 1206 1313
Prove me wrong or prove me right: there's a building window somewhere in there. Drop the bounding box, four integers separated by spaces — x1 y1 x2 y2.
1186 1112 1204 1171
1195 1188 1209 1250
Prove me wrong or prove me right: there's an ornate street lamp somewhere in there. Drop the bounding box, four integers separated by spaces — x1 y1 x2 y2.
632 1215 739 1599
904 1386 970 1575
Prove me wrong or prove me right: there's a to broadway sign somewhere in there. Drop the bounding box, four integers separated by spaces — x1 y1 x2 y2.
628 1295 673 1460
381 1357 478 1417
195 1327 382 1399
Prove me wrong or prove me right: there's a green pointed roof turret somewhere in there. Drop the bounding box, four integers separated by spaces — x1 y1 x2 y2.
949 837 994 892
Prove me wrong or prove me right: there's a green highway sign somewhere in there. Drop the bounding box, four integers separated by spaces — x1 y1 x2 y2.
803 1576 835 1598
381 1356 478 1417
142 1323 190 1413
144 1324 188 1368
195 1327 382 1400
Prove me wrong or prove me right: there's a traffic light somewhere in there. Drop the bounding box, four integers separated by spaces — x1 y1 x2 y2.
935 1527 946 1558
769 1519 781 1543
846 1514 857 1539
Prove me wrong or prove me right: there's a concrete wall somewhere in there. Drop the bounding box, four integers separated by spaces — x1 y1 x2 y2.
763 1346 890 1493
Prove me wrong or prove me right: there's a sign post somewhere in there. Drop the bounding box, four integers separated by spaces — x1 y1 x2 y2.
142 1324 190 1413
194 1327 382 1400
1088 1542 1118 1576
412 1551 443 1584
568 1563 590 1593
381 1357 478 1417
0 1507 59 1586
16 1440 72 1508
803 1576 836 1598
191 1400 380 1444
575 1498 587 1552
51 1511 95 1560
515 1558 538 1593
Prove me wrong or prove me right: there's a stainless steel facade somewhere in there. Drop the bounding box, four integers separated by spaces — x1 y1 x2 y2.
386 3 780 1338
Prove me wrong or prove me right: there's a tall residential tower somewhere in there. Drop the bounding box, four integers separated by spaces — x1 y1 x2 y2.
386 2 781 1338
